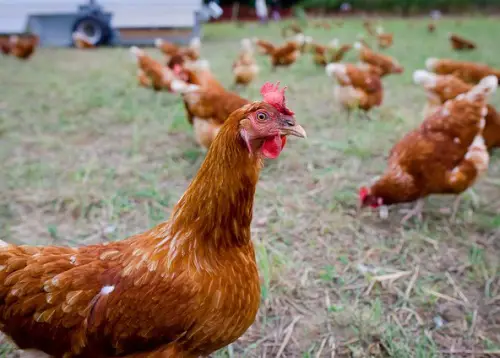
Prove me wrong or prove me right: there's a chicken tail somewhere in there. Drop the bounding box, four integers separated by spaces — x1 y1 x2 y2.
447 133 489 191
413 70 438 88
154 38 163 49
170 79 200 94
129 46 144 60
463 75 498 102
325 63 347 81
425 57 439 72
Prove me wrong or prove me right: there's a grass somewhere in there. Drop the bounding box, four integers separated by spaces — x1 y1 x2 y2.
1 16 500 357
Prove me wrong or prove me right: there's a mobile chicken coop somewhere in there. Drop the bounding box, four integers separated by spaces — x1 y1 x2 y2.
0 0 222 47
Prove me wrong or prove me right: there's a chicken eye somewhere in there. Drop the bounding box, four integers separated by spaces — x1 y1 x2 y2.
257 112 268 121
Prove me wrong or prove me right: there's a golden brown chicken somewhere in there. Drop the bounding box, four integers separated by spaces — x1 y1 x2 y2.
72 32 95 49
414 70 500 151
130 46 174 92
0 82 306 358
9 35 39 60
426 58 500 84
359 76 497 223
329 39 352 63
449 33 476 51
169 66 249 149
326 63 383 119
281 23 303 38
155 37 201 61
375 26 393 49
309 42 331 67
428 22 436 33
449 33 474 51
354 42 403 77
268 34 310 70
232 38 259 87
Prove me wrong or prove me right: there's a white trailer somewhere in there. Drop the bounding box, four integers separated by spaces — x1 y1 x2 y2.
0 0 221 47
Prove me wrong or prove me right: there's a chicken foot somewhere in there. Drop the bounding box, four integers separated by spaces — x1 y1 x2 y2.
399 199 425 224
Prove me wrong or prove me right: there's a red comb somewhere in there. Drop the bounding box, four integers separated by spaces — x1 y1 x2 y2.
359 187 369 201
260 81 294 115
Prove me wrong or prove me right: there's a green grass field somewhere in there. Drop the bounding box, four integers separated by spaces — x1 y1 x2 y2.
1 17 500 357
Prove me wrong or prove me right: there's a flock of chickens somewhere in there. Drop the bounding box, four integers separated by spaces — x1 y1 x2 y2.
0 18 499 357
127 20 500 224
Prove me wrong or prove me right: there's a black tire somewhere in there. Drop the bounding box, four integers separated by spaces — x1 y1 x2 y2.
72 15 111 46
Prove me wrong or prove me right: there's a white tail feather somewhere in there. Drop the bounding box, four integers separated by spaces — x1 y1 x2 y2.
154 38 163 48
425 57 439 71
129 46 144 59
413 70 438 88
170 79 200 94
465 75 498 101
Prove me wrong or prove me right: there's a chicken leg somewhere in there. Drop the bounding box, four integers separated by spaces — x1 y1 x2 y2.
400 199 425 224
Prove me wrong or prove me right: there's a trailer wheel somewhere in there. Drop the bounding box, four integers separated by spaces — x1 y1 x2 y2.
72 15 111 46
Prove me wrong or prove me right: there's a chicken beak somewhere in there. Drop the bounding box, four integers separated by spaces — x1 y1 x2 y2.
285 124 307 138
280 115 307 138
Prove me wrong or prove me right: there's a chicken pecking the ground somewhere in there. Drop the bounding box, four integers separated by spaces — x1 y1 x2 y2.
426 57 500 84
375 26 394 49
354 42 403 77
359 75 498 223
232 38 259 88
155 37 201 62
326 62 383 119
72 32 95 49
129 46 175 92
449 33 476 51
0 82 306 358
414 70 500 151
9 35 39 60
169 62 250 150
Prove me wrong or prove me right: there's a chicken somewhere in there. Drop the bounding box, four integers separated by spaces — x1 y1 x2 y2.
414 70 500 151
129 46 174 92
425 58 500 84
329 39 352 63
281 23 303 38
268 33 310 70
170 67 249 149
72 32 95 49
309 42 332 67
9 35 39 60
428 22 436 33
375 26 393 49
354 42 403 77
359 76 497 223
449 33 476 51
252 38 275 56
326 63 383 119
232 38 259 87
0 82 306 358
155 37 201 61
